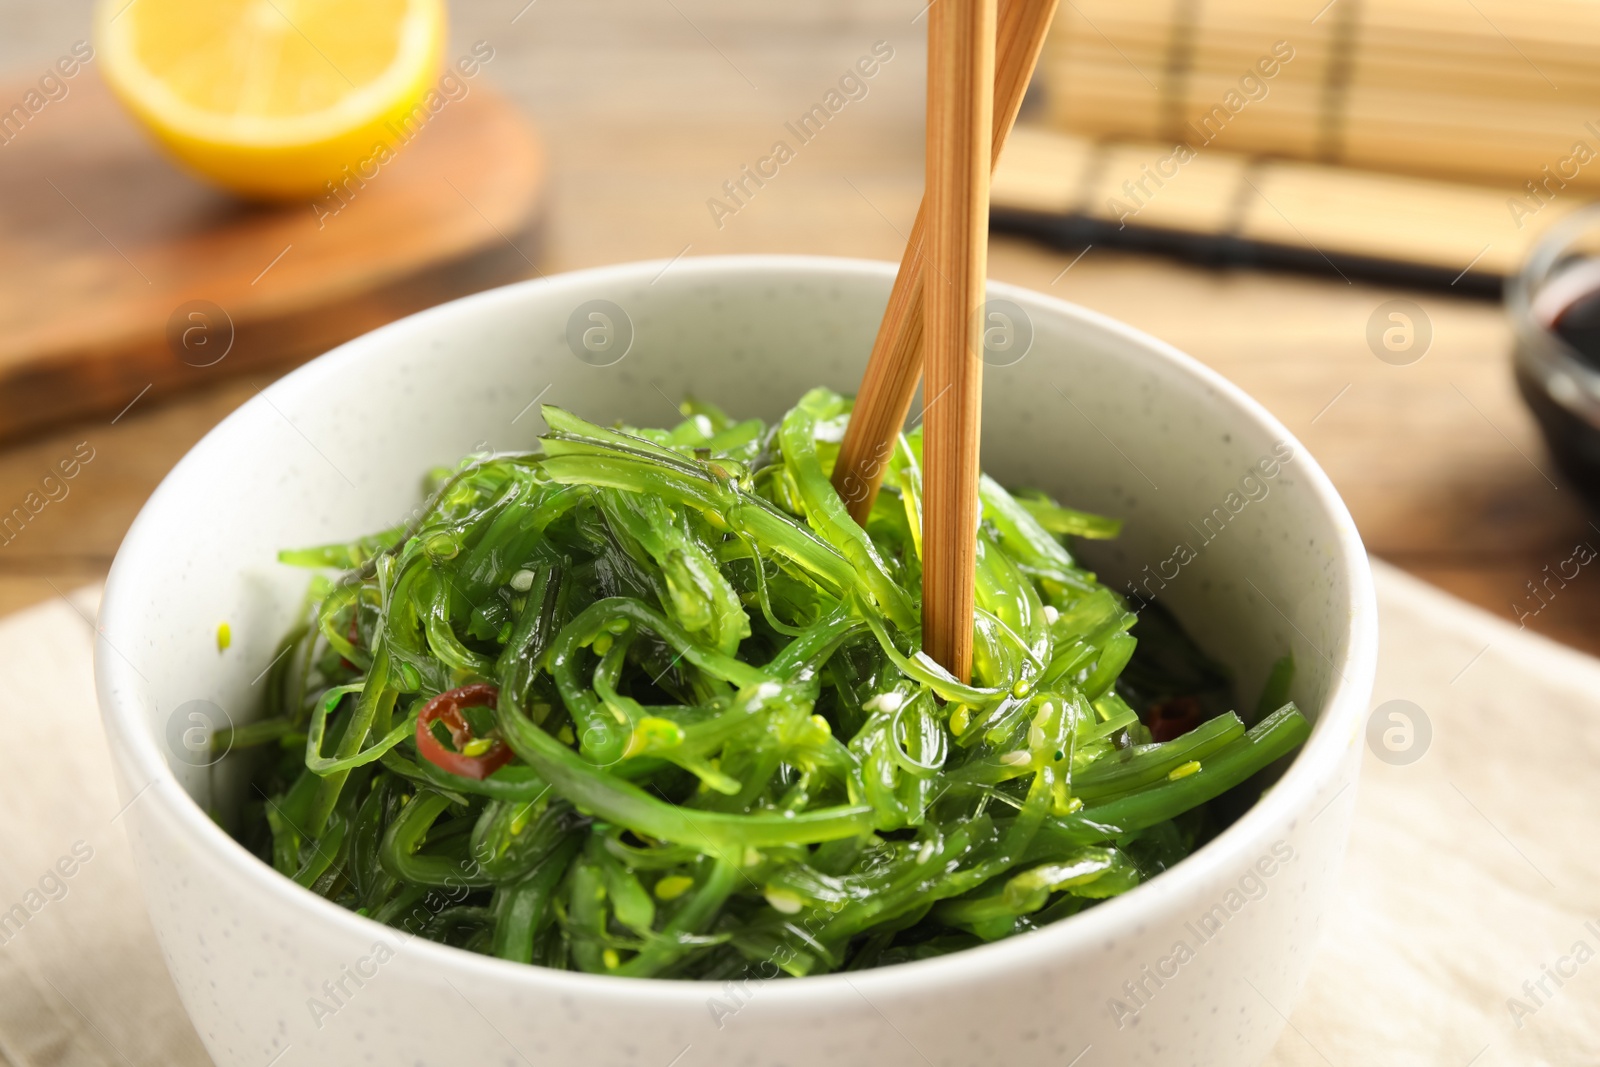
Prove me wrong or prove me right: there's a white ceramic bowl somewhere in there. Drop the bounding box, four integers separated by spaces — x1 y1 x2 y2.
97 256 1376 1067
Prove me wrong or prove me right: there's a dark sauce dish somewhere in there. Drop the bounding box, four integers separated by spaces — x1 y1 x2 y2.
1511 205 1600 504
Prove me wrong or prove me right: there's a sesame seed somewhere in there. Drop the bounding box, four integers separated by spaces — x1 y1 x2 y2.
1168 760 1202 781
765 887 805 914
654 875 694 900
864 691 905 713
950 705 971 735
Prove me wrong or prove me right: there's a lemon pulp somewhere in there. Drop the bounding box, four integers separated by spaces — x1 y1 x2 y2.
96 0 445 199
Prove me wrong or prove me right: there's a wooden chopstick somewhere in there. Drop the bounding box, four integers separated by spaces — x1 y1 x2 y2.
832 0 1059 524
921 0 996 682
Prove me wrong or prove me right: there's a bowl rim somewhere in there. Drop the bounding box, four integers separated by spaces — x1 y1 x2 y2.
97 253 1378 1008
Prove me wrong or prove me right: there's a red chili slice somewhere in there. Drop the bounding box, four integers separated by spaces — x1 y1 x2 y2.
340 606 361 671
416 683 512 780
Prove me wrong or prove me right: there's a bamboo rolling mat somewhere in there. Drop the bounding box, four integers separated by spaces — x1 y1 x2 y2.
1042 0 1600 188
990 125 1585 291
995 0 1600 289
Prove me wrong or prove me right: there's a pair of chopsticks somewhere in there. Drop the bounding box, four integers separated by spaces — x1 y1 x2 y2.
834 0 1059 681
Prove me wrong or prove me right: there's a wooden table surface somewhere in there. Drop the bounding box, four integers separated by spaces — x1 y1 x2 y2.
1 0 1595 655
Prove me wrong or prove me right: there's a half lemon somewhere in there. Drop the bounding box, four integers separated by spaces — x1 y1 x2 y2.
96 0 446 200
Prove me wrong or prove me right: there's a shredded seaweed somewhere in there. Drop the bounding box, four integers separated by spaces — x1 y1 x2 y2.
234 388 1308 977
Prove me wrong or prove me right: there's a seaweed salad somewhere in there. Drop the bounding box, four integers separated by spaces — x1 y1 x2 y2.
235 388 1307 978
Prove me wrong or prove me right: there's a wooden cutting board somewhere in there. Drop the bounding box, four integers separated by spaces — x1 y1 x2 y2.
0 72 546 443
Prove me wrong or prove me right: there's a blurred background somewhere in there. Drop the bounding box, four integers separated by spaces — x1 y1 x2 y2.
2 0 1598 656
